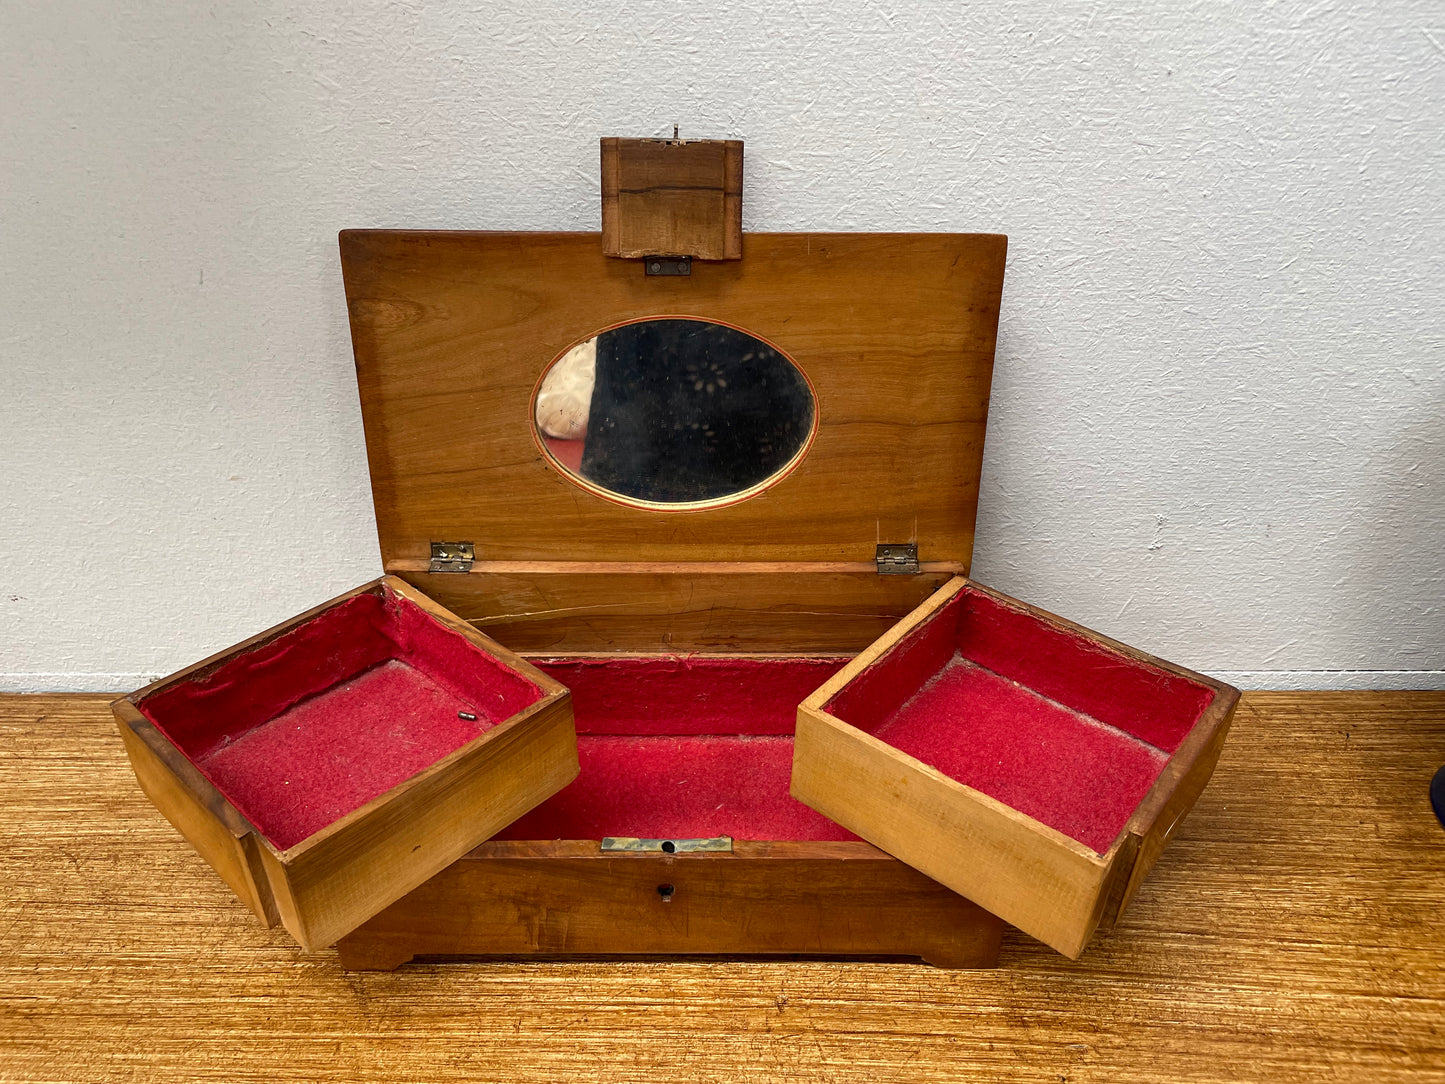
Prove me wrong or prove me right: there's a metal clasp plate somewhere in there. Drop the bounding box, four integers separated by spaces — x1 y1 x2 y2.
644 257 691 276
600 836 733 854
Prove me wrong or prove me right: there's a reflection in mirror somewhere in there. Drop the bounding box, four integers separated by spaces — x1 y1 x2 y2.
534 318 816 507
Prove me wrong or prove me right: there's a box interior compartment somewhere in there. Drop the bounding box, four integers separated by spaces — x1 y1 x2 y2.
136 585 546 850
825 586 1218 854
494 656 857 842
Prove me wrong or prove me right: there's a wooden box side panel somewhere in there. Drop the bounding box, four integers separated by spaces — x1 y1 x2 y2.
337 844 1003 971
601 138 743 260
792 708 1110 958
937 580 1243 934
277 696 579 949
113 709 277 926
392 569 956 654
340 231 1006 569
1104 689 1241 927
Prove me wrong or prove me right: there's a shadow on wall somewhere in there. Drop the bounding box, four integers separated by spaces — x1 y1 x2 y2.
1349 381 1445 688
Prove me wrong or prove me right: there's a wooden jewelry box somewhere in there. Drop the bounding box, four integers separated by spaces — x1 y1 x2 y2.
321 223 1237 968
114 140 1237 965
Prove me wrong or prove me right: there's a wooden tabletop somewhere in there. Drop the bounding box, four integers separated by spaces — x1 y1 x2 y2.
1 692 1441 1083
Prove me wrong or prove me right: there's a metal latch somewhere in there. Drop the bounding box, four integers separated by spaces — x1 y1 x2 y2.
600 836 733 854
876 543 920 575
429 542 474 573
644 257 691 276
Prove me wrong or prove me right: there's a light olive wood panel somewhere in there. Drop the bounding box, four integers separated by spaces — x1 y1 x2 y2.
794 702 1112 958
274 688 577 950
340 231 1006 569
3 692 1442 1082
113 702 275 925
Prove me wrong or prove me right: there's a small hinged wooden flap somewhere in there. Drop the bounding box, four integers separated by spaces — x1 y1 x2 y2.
601 136 743 260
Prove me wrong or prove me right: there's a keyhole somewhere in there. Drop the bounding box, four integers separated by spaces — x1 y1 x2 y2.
660 840 676 853
657 883 675 902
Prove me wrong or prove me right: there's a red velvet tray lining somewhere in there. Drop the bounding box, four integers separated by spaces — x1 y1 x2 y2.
134 584 1215 856
496 657 857 843
825 587 1217 853
136 587 544 850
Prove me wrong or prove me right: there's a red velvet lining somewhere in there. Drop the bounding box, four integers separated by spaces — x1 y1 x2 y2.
494 656 856 842
953 590 1214 753
137 586 544 850
134 584 1215 856
496 735 857 842
826 586 1217 854
872 658 1167 853
534 656 846 735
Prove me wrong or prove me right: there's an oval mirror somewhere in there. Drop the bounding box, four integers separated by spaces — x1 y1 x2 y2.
533 318 816 508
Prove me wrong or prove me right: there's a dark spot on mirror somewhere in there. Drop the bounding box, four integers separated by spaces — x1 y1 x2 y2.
534 318 816 507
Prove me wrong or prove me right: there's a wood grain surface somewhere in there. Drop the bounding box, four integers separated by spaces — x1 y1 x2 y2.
391 568 957 653
337 840 1005 972
600 138 743 260
108 577 580 951
1 692 1442 1083
339 231 1005 569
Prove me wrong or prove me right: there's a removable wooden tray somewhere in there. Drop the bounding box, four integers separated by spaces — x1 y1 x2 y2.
793 577 1240 958
113 577 577 950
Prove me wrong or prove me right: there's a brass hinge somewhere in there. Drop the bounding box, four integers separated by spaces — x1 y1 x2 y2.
876 543 920 575
429 542 474 573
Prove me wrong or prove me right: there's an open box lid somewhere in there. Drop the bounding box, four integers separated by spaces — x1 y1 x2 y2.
340 231 1006 574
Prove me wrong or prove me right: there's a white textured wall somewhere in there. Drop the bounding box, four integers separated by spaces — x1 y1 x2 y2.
3 1 1442 691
